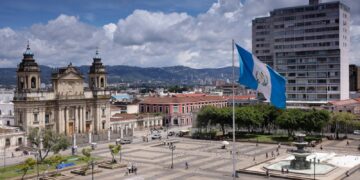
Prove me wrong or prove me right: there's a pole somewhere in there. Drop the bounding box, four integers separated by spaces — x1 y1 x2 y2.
313 157 316 180
3 145 5 169
36 154 39 180
92 160 94 180
231 39 237 179
171 148 174 169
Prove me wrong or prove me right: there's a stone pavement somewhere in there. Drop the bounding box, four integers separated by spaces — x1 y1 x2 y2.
61 138 283 180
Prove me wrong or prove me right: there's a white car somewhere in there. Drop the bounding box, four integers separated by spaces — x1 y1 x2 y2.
152 134 162 139
354 130 360 135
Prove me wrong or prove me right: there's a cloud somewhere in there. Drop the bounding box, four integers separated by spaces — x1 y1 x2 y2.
0 0 359 68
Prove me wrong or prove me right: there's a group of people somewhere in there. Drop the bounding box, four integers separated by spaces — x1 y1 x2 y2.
126 163 137 176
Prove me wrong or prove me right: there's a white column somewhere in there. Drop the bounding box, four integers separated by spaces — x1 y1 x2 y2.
125 126 128 136
120 126 124 139
107 129 111 141
89 132 92 143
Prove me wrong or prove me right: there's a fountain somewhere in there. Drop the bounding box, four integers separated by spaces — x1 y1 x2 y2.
263 133 336 175
289 133 311 169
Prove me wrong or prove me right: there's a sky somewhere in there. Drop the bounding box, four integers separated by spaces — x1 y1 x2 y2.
0 0 359 68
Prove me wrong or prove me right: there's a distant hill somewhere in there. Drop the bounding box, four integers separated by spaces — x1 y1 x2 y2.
0 65 239 86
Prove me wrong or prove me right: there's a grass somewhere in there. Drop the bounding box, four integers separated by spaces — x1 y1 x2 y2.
0 155 95 180
232 133 321 143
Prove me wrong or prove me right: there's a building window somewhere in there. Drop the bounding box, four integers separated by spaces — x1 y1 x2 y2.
33 113 39 124
31 77 36 89
45 114 50 124
173 105 179 113
165 106 169 113
102 107 106 117
100 77 105 87
159 106 163 112
102 122 105 129
18 138 23 146
5 138 10 147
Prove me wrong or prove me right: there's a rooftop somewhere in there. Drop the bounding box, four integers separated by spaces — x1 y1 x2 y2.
141 95 227 104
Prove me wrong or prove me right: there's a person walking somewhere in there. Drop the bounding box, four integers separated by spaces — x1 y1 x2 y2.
185 161 189 169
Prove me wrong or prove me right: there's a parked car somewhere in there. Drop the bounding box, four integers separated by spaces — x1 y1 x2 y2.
354 130 360 135
117 138 132 144
152 134 162 139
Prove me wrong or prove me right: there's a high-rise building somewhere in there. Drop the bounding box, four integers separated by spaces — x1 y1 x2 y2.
349 64 360 92
252 0 350 104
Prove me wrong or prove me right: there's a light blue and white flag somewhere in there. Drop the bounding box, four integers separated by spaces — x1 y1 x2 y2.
235 44 286 109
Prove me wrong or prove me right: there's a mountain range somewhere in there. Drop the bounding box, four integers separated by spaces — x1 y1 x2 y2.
0 65 239 86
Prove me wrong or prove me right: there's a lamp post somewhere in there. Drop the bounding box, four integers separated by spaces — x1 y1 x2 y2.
313 157 316 180
119 148 122 163
91 160 94 180
34 152 39 180
169 143 176 169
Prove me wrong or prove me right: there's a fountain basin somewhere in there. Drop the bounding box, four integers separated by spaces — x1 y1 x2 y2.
264 160 335 175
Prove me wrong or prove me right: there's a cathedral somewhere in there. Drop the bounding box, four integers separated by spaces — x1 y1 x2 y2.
13 44 111 135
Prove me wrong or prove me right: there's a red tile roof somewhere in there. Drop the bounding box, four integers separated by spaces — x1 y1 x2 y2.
328 99 360 106
225 95 256 100
140 95 227 104
110 113 158 122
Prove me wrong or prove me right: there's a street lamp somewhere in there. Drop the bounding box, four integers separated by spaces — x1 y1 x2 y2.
313 157 316 180
34 152 39 180
91 160 94 180
119 148 122 163
169 143 176 169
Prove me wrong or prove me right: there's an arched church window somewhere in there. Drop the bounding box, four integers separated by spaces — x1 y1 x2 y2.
100 77 104 87
31 77 36 88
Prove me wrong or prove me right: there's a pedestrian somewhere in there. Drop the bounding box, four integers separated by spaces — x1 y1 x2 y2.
11 152 14 158
253 156 256 161
134 166 137 175
347 140 349 146
266 152 268 158
320 145 323 150
185 161 189 169
281 167 284 174
271 151 274 157
286 169 289 174
277 151 280 156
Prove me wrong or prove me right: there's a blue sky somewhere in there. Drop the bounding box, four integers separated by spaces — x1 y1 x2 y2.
0 0 218 29
0 0 359 68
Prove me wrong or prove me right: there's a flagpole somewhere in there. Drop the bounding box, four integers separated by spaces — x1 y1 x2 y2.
232 39 236 179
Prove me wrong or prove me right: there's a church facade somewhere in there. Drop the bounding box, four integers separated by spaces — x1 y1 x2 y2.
13 45 111 135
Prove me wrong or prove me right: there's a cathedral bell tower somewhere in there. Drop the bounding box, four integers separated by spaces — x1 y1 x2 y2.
89 49 107 90
16 42 41 92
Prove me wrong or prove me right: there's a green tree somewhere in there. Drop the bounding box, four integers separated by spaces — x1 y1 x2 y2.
80 148 94 172
252 104 280 133
20 158 36 180
44 154 64 175
212 107 232 136
196 106 217 131
276 109 304 137
303 109 330 134
27 128 70 162
236 106 263 132
331 112 356 139
108 144 121 163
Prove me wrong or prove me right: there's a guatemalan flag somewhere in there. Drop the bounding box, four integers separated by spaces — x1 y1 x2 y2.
236 44 286 109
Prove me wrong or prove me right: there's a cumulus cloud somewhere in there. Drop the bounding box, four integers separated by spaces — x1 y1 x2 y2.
0 0 359 68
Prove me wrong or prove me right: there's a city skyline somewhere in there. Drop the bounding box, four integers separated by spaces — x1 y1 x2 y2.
0 0 359 69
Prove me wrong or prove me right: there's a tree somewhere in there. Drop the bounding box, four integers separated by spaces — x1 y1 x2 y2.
276 109 304 137
44 154 64 175
331 112 356 139
212 107 232 136
253 104 281 133
80 148 94 172
20 158 36 180
109 144 121 163
27 128 70 162
303 109 330 134
196 106 217 131
236 106 263 132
